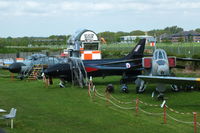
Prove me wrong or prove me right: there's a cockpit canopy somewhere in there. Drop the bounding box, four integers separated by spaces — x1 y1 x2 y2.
153 49 167 60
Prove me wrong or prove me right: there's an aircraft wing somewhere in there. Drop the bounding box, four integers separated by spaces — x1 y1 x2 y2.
85 64 143 73
137 75 200 86
98 58 142 65
86 64 142 70
177 57 200 62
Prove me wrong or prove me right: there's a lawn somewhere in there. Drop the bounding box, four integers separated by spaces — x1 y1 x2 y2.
0 70 200 133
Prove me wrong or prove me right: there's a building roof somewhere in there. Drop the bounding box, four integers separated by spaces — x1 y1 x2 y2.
172 30 200 37
159 33 172 39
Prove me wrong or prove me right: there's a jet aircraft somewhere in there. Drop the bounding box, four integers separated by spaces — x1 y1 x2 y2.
136 49 200 99
8 54 67 79
44 39 146 90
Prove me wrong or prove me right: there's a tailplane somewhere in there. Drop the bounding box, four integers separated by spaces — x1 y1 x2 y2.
123 39 146 59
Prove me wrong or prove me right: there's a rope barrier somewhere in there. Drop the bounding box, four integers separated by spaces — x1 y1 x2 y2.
95 90 104 97
138 107 163 116
110 94 134 104
0 74 11 77
139 100 159 107
95 89 134 104
96 93 135 110
90 81 199 132
166 105 193 115
167 114 193 124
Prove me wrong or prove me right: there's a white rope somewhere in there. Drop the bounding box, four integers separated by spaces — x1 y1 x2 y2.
165 105 193 115
96 93 135 110
96 89 134 104
109 94 134 104
138 107 163 116
95 87 195 125
95 90 104 97
0 74 11 77
167 114 193 124
139 100 159 107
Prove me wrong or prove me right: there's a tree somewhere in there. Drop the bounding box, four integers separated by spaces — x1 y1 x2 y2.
195 28 200 33
115 31 129 42
147 29 165 37
130 30 145 35
98 31 117 43
164 26 183 34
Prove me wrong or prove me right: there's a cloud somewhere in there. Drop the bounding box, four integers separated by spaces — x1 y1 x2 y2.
0 0 200 17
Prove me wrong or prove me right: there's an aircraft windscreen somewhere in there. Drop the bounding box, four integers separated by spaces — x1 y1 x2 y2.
156 60 166 65
154 51 158 60
162 51 167 59
84 43 99 50
158 52 163 59
154 50 167 60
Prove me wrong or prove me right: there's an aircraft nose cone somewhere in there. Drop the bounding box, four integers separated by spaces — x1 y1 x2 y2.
157 65 169 76
8 63 23 73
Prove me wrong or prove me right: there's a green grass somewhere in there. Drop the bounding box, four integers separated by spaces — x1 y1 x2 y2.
0 70 200 133
102 42 200 57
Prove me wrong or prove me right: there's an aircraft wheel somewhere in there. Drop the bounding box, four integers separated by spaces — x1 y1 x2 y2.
171 84 179 92
157 93 164 100
136 86 145 93
135 78 146 93
136 86 140 93
20 76 24 80
121 84 129 93
106 84 114 93
59 82 65 88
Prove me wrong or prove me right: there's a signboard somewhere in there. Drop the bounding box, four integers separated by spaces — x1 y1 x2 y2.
80 31 98 42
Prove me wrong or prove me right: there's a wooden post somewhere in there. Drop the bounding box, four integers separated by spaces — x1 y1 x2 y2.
106 91 110 105
10 73 14 81
163 104 167 124
93 85 96 97
193 112 197 133
92 86 96 101
45 78 49 88
88 82 91 97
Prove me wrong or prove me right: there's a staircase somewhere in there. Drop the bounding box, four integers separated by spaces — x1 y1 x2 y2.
69 58 88 88
27 64 43 80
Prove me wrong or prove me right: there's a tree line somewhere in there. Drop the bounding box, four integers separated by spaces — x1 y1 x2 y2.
0 26 200 47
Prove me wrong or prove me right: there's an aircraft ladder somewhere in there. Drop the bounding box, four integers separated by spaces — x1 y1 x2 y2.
27 64 43 80
69 58 88 88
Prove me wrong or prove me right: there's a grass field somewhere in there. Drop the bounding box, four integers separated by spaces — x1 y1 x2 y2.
0 70 200 133
102 42 200 57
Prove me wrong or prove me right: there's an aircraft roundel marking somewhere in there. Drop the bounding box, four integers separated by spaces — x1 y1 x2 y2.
126 63 131 68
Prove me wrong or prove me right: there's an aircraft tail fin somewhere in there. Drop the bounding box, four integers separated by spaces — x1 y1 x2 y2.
123 39 146 59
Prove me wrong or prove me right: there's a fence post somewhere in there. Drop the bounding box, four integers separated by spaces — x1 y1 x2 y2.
163 104 167 124
92 85 96 101
106 91 110 105
88 76 93 97
88 81 91 97
193 112 197 133
136 98 139 114
10 73 14 81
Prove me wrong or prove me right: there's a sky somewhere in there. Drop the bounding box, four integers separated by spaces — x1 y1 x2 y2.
0 0 200 37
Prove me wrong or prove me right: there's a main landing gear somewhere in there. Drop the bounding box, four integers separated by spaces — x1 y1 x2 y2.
135 78 146 93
